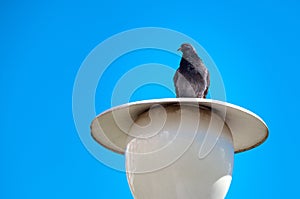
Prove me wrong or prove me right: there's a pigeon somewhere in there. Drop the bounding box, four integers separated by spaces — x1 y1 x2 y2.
173 43 210 98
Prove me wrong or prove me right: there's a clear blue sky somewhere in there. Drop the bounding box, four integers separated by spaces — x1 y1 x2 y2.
1 0 300 198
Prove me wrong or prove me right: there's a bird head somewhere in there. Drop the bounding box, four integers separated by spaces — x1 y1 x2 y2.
177 43 196 55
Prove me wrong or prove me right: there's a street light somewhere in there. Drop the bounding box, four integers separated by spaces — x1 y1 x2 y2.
91 98 268 199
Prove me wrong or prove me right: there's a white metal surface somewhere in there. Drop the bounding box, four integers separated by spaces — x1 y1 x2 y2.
91 98 268 154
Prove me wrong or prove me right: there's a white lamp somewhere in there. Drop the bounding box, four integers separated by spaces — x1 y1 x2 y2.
91 98 268 199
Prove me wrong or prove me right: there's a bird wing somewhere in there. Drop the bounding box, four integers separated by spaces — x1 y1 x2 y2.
190 72 206 97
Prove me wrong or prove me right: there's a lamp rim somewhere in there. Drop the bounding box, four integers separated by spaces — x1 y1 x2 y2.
90 98 269 154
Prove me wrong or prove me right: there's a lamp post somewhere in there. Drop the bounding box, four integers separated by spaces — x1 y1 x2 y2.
91 98 268 199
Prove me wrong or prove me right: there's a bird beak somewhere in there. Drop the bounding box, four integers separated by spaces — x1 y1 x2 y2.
177 47 182 51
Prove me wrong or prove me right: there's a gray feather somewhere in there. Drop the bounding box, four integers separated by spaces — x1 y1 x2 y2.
174 43 210 98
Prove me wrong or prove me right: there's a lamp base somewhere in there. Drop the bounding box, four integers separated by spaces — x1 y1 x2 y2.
125 104 234 199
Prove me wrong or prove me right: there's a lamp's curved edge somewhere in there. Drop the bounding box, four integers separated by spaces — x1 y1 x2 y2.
234 132 269 153
90 128 125 155
90 98 269 154
199 99 269 153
